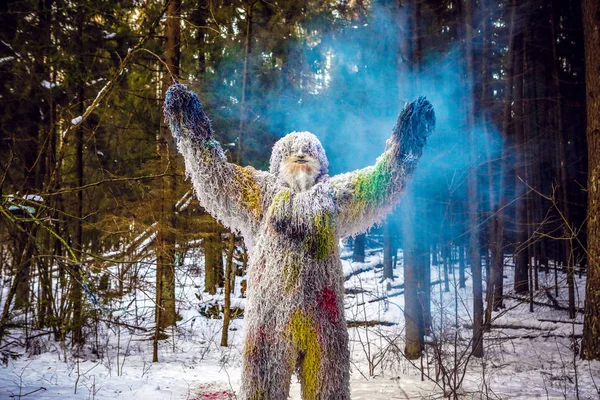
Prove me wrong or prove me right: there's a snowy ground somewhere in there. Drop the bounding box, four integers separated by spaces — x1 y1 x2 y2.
1 242 599 399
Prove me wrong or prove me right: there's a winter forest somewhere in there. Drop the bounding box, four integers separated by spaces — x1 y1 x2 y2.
1 0 600 398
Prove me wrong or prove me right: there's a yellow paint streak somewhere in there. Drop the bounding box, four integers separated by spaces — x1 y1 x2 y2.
282 253 302 292
289 310 321 400
267 188 291 218
234 165 263 219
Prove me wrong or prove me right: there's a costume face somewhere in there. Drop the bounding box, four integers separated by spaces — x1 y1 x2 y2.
269 131 329 192
280 148 321 192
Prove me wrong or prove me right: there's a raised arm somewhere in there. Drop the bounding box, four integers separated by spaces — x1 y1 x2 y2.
164 84 272 241
330 97 435 238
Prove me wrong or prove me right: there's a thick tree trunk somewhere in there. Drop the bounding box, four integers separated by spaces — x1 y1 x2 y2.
581 0 600 361
154 0 182 362
156 0 181 332
403 196 423 360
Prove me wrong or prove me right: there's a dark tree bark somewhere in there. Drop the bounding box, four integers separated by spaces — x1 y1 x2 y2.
459 245 466 289
581 0 600 361
402 193 424 359
71 20 86 345
383 220 394 281
353 233 366 263
221 234 236 347
513 22 529 295
204 232 224 295
154 0 181 362
464 0 483 358
550 0 576 319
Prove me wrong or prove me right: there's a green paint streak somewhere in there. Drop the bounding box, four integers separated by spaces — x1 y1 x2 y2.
289 310 321 400
349 151 394 218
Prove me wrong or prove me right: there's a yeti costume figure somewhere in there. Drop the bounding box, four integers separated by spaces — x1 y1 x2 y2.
164 84 434 400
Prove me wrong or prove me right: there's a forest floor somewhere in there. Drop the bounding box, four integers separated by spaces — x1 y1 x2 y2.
0 242 599 399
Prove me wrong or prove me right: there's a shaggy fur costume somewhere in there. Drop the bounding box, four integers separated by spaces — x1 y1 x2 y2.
164 84 435 400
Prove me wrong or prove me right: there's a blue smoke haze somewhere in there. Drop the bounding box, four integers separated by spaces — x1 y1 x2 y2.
209 6 505 242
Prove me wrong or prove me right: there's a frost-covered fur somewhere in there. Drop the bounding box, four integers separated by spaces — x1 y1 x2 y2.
276 132 324 192
164 84 435 400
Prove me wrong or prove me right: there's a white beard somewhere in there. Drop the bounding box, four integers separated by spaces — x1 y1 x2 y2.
280 159 320 192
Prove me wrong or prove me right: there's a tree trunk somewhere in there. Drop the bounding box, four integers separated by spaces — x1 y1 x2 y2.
204 232 224 295
513 24 529 295
550 0 576 319
403 196 423 359
464 0 483 358
70 71 85 347
581 0 600 361
459 245 466 288
353 233 366 263
383 221 393 281
221 234 236 347
154 0 181 360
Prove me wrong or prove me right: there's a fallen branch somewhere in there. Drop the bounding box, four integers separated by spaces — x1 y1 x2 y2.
347 320 397 328
98 319 149 332
537 318 583 325
505 294 584 313
488 333 582 341
358 279 444 305
9 387 47 398
344 266 375 281
345 287 370 295
465 323 556 331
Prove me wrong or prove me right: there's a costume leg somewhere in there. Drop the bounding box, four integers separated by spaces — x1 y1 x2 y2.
241 325 294 400
296 291 350 400
314 322 350 400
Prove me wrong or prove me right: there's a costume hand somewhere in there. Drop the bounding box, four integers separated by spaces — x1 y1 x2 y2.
392 96 435 159
164 84 213 142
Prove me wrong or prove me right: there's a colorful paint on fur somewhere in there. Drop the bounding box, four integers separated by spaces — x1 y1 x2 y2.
343 151 395 222
282 252 302 291
164 85 433 400
289 310 321 400
304 212 336 260
235 166 263 219
267 188 291 219
318 287 339 323
247 391 266 400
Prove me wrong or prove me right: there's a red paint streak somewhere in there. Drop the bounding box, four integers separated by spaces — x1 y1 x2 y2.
318 287 338 323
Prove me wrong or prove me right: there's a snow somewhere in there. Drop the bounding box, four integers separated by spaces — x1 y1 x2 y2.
0 243 599 399
71 116 83 125
88 78 106 87
24 194 43 202
41 80 60 89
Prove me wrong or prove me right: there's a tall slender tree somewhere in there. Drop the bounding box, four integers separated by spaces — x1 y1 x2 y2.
154 0 181 362
581 0 600 361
